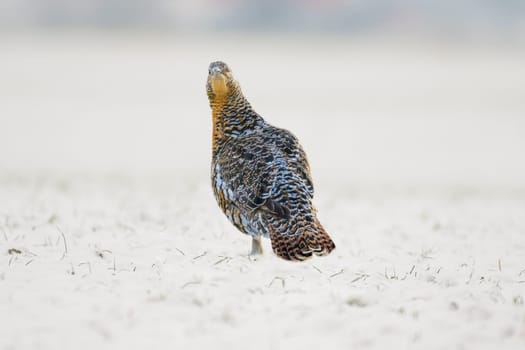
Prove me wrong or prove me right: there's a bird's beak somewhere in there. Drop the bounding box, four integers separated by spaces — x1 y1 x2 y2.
210 66 222 76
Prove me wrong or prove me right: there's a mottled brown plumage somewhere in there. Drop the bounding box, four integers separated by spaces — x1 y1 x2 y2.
207 61 335 261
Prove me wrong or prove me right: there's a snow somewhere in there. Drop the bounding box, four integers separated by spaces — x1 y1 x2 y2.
1 33 525 349
1 176 524 349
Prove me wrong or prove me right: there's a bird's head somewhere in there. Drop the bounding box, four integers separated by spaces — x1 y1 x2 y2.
206 61 240 103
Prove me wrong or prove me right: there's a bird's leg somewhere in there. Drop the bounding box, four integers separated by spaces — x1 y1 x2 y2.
250 235 263 255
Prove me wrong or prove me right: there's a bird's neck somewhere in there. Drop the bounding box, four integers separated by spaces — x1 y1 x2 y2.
210 89 263 153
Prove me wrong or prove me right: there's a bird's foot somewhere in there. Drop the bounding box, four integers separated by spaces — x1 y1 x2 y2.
250 236 263 256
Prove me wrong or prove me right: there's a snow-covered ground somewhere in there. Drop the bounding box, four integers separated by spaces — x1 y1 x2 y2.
1 34 525 349
1 176 524 350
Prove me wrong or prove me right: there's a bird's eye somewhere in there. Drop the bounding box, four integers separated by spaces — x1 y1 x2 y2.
208 69 211 75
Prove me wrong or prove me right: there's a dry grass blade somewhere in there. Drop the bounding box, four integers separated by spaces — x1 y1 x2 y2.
312 265 323 274
79 261 92 275
56 225 68 260
181 280 202 289
193 251 207 260
330 269 344 278
213 256 232 265
1 226 8 242
267 276 285 288
351 273 370 283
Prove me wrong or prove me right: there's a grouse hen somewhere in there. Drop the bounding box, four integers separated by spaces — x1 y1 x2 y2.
207 61 335 261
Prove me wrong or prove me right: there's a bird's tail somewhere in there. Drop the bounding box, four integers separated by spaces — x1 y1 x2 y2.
268 217 336 261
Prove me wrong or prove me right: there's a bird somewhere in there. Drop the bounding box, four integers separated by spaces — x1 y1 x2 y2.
207 61 335 261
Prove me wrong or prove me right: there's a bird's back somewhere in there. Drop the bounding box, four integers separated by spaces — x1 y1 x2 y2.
212 123 335 260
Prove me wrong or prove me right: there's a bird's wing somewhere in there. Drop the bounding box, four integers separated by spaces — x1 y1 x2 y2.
215 135 286 218
216 128 313 219
273 128 314 198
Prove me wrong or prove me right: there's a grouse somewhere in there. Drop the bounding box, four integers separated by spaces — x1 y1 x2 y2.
207 61 335 261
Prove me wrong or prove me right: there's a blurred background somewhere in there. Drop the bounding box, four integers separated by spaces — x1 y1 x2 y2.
1 0 524 190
